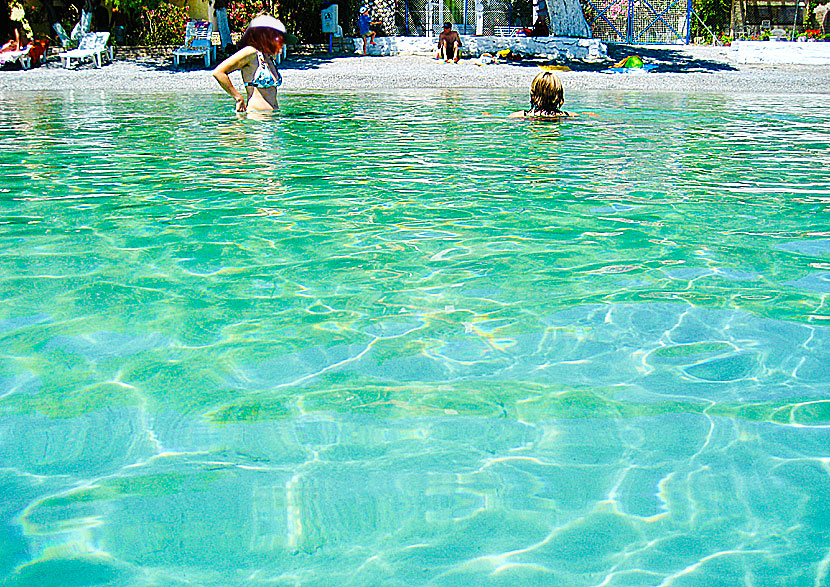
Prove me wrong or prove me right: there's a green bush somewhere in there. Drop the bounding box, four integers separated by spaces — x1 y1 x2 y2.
227 0 323 43
276 0 323 43
139 2 188 45
692 0 730 37
805 0 820 29
228 0 270 32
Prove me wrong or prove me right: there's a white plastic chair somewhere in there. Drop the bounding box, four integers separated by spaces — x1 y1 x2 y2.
59 32 112 68
173 20 215 68
493 26 525 36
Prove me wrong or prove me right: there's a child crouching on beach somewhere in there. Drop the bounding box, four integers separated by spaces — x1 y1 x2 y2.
510 71 577 119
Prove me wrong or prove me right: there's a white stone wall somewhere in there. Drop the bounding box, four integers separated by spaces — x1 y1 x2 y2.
349 36 608 61
729 40 830 64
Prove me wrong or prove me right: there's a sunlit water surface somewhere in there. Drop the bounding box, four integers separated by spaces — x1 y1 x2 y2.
0 89 829 586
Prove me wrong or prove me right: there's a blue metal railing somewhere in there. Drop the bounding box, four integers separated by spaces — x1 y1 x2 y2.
631 0 685 43
583 0 628 41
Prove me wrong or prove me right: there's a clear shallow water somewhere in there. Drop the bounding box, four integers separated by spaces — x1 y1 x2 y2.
0 89 829 586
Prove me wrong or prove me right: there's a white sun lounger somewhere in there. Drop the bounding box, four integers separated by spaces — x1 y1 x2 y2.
173 20 215 68
59 32 112 68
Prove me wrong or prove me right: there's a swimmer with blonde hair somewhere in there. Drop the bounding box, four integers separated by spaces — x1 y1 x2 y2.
509 71 576 119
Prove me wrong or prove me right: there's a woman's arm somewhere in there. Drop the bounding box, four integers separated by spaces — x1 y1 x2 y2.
212 46 256 112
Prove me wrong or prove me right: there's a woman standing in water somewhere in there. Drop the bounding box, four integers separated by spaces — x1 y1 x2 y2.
212 15 286 113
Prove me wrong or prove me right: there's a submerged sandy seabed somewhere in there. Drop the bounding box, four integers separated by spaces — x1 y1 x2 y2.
0 44 828 95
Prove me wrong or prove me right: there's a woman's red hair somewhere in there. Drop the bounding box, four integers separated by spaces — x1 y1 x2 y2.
239 26 283 55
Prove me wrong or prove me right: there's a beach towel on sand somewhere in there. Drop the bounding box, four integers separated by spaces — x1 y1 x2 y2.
602 55 659 73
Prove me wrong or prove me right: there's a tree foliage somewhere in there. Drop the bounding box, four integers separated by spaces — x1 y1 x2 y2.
109 0 168 43
139 2 188 44
226 0 323 42
278 0 324 42
692 0 730 35
0 4 12 41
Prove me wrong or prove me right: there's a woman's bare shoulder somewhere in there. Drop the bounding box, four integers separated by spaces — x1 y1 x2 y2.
532 111 577 119
229 45 258 64
214 45 257 73
509 110 578 119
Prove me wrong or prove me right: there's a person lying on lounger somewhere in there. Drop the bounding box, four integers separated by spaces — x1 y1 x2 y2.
0 24 28 53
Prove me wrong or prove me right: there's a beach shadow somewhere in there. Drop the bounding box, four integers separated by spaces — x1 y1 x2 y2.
103 55 208 72
116 47 348 73
483 42 737 73
278 52 352 71
76 42 737 75
604 43 737 72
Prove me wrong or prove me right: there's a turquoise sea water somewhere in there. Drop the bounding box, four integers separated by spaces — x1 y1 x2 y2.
0 89 829 586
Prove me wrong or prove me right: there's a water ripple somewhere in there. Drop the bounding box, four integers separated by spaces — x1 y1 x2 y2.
0 89 828 586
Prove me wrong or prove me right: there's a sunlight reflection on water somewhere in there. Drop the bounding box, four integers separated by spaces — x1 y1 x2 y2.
0 89 829 586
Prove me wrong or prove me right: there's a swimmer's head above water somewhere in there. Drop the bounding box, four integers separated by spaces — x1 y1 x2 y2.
509 71 577 119
530 71 565 115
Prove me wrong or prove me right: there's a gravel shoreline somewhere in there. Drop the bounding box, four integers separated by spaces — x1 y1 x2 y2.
1 44 828 95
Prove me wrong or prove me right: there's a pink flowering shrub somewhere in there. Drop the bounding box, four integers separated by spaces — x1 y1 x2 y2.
228 0 280 31
606 0 628 21
140 2 189 45
224 0 317 42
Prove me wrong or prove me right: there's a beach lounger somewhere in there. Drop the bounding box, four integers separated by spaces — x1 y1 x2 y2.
173 20 215 68
0 40 49 70
59 32 112 68
493 26 525 36
53 23 73 48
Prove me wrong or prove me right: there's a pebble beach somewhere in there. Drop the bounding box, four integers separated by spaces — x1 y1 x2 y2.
1 43 828 95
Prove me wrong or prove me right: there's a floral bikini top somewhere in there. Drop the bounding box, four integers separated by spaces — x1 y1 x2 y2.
246 51 282 89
